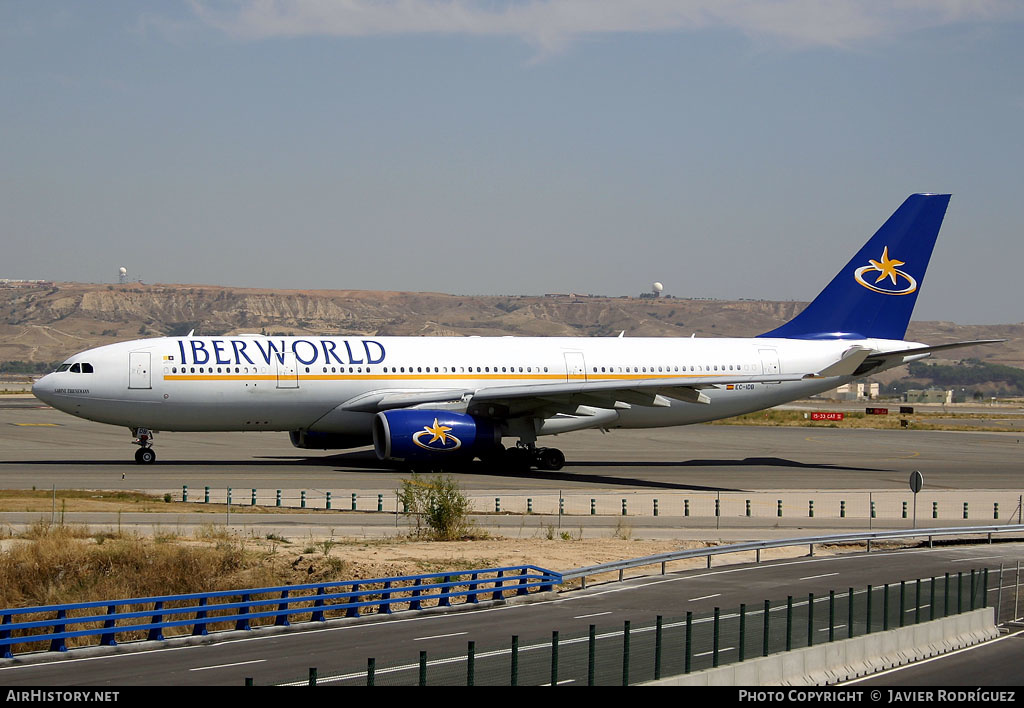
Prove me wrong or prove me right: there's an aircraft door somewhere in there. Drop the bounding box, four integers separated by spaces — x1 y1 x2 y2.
758 348 781 381
564 352 587 382
276 352 299 389
128 352 151 390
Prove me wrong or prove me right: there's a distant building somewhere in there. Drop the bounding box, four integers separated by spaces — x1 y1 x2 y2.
0 279 52 288
822 382 879 401
903 388 952 404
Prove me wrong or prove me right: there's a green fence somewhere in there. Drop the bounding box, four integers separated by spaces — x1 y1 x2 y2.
266 566 1002 686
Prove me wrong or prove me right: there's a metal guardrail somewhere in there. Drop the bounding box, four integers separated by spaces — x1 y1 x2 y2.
3 525 1022 661
562 525 1024 587
0 565 559 659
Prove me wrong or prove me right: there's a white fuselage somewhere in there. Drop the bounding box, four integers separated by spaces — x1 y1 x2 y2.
31 334 920 439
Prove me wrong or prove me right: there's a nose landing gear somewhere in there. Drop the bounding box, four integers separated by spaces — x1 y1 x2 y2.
132 427 156 464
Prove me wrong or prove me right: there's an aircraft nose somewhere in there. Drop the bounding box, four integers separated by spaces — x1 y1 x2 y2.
32 374 55 405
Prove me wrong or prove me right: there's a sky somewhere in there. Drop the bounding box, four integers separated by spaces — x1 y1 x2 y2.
2 1 1023 325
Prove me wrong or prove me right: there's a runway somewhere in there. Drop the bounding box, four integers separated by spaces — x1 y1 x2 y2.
1 398 1022 493
3 399 1024 685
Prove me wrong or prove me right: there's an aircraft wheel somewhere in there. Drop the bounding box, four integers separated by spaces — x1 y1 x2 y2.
536 447 565 471
135 447 156 464
478 443 505 467
503 447 532 472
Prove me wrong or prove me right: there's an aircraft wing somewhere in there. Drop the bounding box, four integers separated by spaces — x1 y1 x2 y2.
341 388 473 413
339 373 808 417
464 374 799 417
340 349 886 417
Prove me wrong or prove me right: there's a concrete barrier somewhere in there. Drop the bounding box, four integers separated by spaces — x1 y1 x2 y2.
644 607 997 686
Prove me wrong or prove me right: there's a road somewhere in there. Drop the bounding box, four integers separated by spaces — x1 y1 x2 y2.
1 542 1022 686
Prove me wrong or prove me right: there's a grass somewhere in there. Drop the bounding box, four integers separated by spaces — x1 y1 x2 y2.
708 409 1024 432
0 522 272 608
0 489 347 514
0 521 530 651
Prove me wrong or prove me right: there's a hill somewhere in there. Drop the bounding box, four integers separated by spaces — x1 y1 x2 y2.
1 283 1019 383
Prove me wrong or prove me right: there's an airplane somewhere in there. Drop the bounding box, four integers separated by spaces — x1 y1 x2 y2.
32 194 1001 470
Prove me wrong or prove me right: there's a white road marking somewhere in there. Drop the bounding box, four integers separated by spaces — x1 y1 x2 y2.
840 628 1024 684
573 612 612 619
689 594 721 602
190 659 266 672
800 572 840 581
414 632 467 641
694 647 734 657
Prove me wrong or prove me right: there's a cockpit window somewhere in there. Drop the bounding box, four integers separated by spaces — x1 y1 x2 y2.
81 363 94 373
56 364 71 372
70 363 81 373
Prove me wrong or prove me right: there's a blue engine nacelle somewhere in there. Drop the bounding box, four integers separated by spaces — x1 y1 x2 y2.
373 410 501 462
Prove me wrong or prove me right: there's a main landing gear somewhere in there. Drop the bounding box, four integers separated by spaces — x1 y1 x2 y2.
500 443 565 472
132 427 156 464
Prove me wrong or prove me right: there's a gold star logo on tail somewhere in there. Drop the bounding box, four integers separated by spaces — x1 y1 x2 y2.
854 247 917 295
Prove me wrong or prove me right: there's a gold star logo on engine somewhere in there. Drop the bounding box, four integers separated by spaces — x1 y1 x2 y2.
412 418 462 452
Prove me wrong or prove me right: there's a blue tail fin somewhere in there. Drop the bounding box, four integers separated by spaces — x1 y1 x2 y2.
759 193 950 340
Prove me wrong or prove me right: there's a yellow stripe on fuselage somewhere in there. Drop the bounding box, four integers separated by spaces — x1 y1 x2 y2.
161 373 706 383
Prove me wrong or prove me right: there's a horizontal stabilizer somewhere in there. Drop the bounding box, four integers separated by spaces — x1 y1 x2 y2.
838 339 1005 378
805 346 871 378
869 339 1005 360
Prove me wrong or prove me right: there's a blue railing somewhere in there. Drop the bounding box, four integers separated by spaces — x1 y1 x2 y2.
0 565 560 658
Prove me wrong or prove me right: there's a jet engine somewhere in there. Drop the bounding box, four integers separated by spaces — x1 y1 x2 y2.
373 410 501 462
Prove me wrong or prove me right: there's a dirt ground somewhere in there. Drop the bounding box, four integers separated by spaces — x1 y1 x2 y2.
193 532 868 587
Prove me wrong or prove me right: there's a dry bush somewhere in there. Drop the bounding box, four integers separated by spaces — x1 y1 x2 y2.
0 523 283 608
